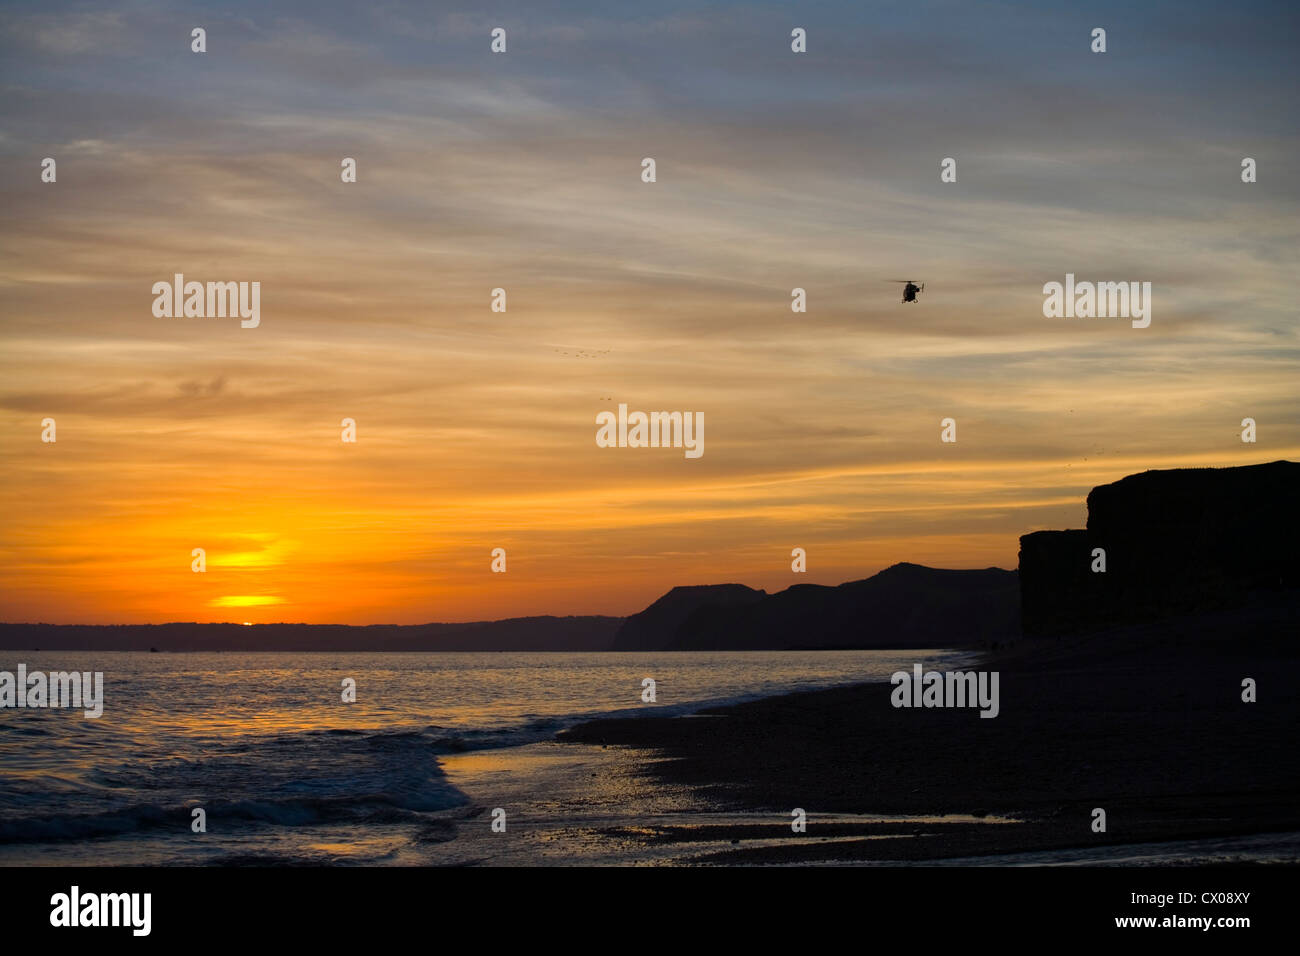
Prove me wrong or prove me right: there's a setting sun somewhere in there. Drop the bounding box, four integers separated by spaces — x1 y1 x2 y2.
209 596 283 608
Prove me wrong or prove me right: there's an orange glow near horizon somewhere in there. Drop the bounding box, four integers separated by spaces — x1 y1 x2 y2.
3 432 1297 624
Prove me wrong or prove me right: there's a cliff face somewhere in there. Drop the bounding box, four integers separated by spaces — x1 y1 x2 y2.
1019 460 1300 635
1018 530 1097 636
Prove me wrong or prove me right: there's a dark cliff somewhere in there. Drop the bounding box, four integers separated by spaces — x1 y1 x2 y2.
1019 460 1300 635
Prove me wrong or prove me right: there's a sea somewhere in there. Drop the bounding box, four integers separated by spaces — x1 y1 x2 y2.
0 649 951 865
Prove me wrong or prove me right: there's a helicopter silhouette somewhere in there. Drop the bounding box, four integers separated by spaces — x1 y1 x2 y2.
890 280 925 303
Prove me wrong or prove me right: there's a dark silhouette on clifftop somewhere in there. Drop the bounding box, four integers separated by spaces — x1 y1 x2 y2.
1020 459 1300 635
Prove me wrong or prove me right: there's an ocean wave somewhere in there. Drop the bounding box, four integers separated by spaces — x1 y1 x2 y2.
0 725 469 845
0 787 468 845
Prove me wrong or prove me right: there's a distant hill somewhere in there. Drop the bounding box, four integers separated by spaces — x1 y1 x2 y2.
611 584 767 651
0 616 624 652
612 564 1021 651
1019 459 1300 635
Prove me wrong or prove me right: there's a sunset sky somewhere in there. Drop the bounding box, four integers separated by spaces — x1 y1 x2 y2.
2 0 1297 624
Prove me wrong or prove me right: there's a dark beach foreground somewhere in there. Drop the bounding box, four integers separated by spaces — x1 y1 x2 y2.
559 596 1300 863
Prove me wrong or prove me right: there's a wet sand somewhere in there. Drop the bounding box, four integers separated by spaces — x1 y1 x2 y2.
438 741 1036 865
558 599 1300 863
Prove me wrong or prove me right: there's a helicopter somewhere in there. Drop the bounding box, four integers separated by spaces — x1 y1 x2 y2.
891 279 925 303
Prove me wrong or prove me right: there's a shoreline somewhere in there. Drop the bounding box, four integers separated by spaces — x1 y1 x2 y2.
556 600 1300 864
